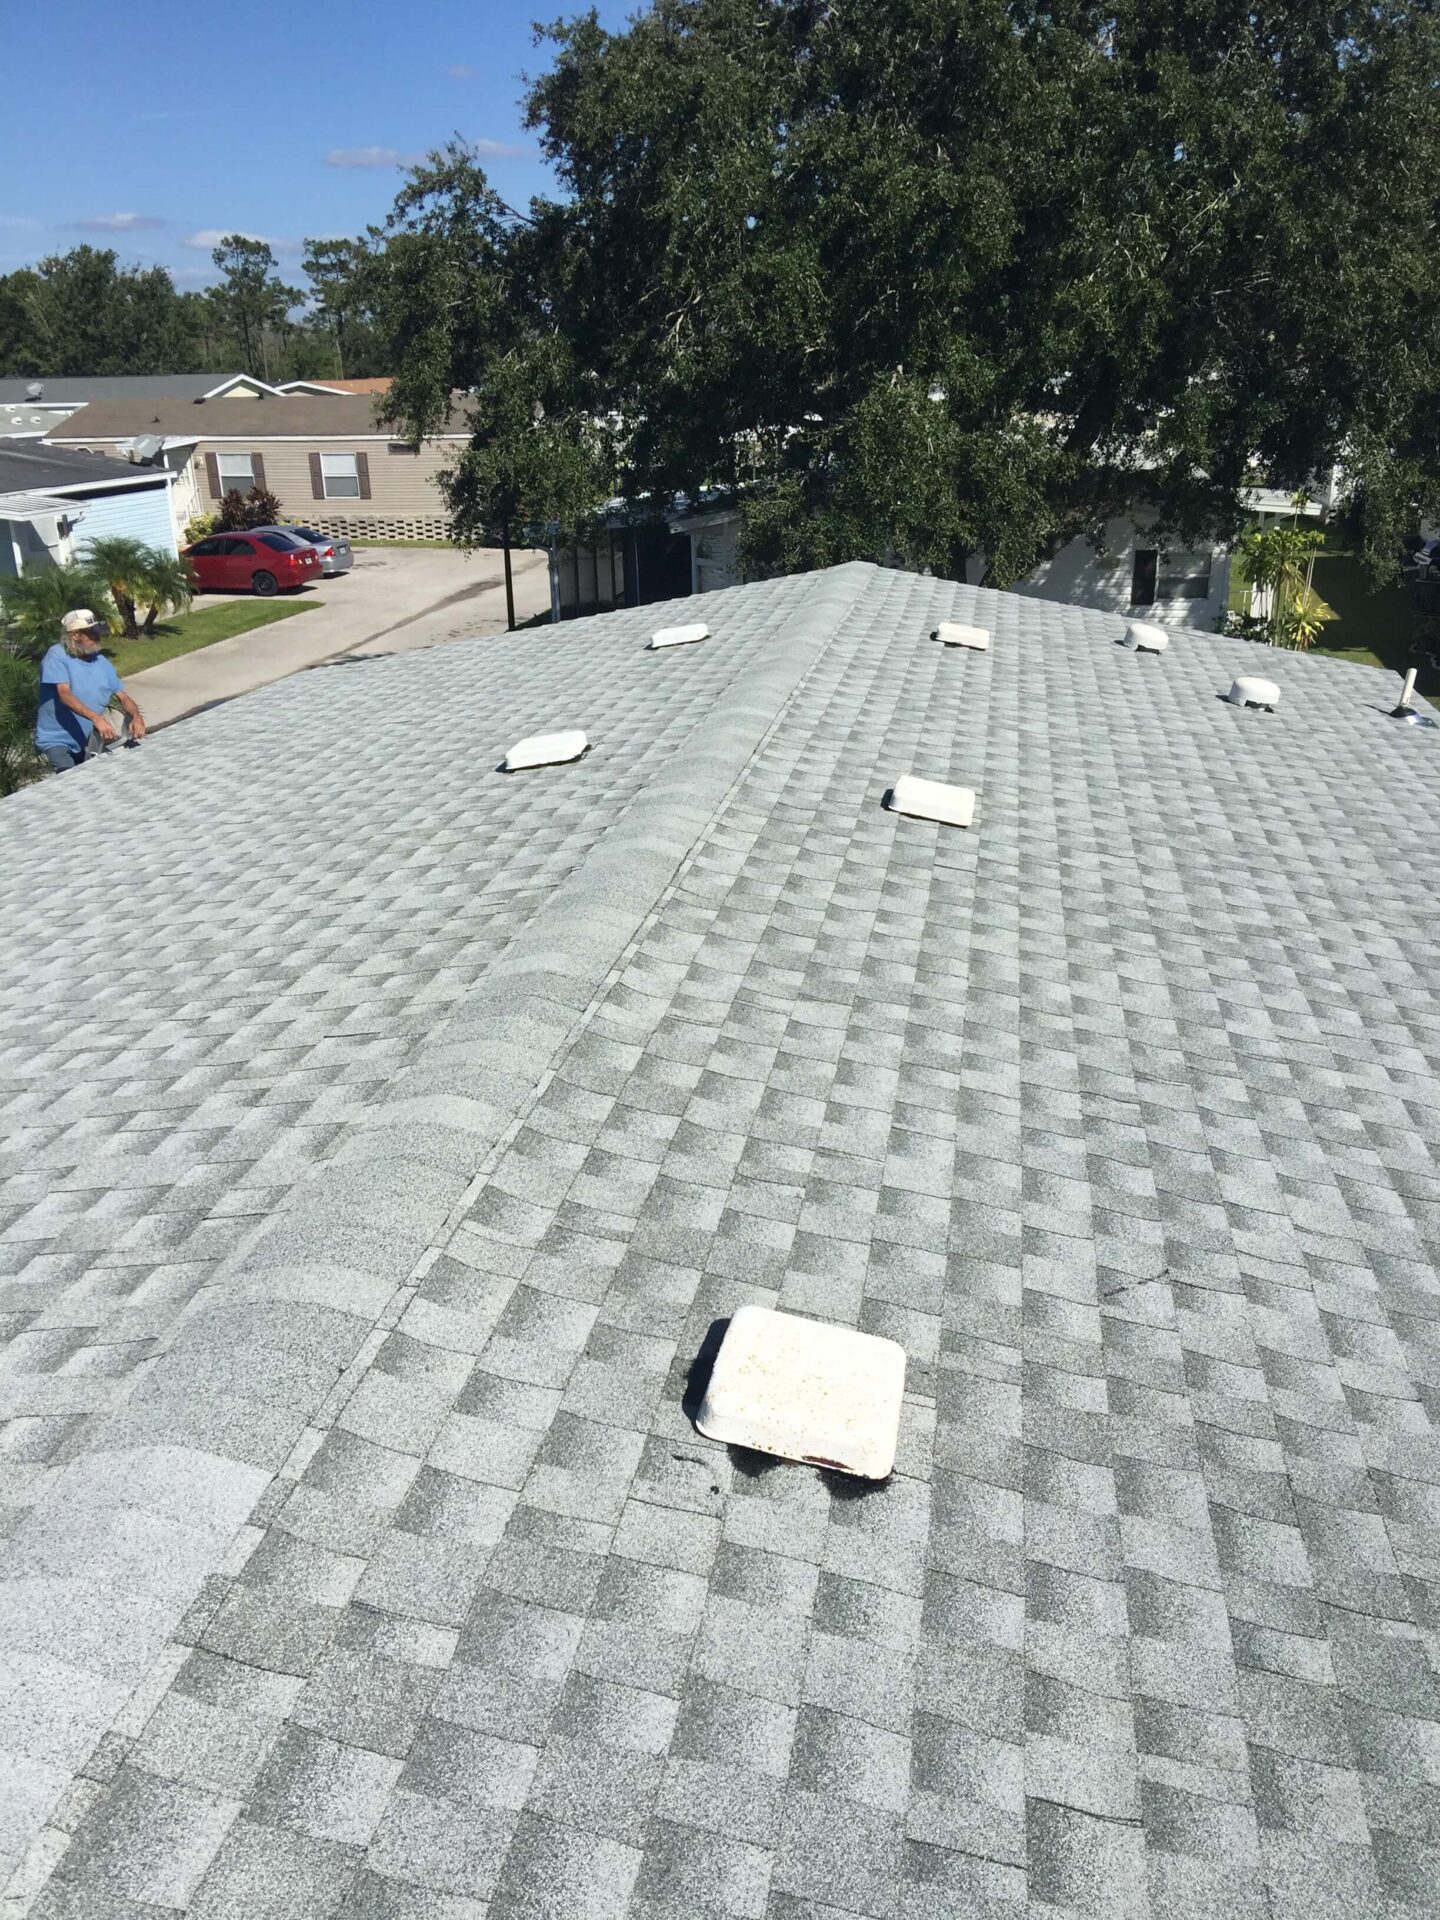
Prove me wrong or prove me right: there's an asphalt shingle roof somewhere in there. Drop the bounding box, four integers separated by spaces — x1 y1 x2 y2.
47 394 464 443
2 561 1439 1918
0 437 170 495
0 376 246 405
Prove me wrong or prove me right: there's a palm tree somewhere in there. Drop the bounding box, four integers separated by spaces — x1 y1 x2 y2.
84 539 195 637
84 538 151 638
0 560 115 663
135 549 196 634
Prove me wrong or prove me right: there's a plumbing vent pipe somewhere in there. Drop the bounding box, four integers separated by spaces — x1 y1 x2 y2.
883 774 976 829
1389 668 1435 726
1226 676 1280 712
1121 621 1169 653
502 729 590 771
932 621 990 651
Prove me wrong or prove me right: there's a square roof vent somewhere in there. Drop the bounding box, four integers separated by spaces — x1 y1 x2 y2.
695 1304 906 1480
1121 621 1169 652
502 729 589 771
1227 676 1279 712
884 774 976 829
649 621 709 650
932 621 990 651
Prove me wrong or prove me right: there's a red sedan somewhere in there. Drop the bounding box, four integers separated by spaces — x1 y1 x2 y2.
183 530 321 596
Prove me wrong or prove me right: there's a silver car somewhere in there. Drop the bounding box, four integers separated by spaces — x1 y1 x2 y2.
254 525 354 576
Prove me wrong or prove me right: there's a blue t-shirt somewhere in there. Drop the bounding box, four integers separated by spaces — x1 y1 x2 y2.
35 644 122 752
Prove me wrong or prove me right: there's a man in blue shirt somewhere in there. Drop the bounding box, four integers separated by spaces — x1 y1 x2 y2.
35 608 147 771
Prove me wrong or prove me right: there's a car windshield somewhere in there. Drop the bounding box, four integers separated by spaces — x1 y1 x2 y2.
289 527 322 542
258 532 303 552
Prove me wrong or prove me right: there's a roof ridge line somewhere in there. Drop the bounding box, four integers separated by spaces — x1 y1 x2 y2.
37 570 874 1812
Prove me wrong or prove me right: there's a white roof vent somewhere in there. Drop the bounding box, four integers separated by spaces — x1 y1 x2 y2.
884 774 975 829
1227 676 1280 712
1121 620 1169 653
648 621 709 650
932 621 990 651
502 729 589 771
1389 667 1436 727
695 1304 906 1480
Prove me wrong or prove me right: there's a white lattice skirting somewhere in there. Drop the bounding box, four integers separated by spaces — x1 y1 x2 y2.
305 512 455 541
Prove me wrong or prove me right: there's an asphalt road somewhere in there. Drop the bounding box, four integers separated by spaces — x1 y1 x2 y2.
127 545 552 730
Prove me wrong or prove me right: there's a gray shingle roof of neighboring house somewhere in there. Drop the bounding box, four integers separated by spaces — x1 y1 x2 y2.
0 375 252 404
0 436 170 496
47 394 469 443
2 561 1438 1917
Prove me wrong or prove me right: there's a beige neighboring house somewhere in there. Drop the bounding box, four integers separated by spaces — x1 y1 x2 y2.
46 393 469 542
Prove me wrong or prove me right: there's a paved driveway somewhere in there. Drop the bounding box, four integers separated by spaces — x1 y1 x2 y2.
128 547 552 730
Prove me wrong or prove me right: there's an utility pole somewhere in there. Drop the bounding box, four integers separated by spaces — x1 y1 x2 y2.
502 528 515 632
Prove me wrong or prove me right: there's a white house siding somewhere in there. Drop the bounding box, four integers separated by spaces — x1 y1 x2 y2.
165 453 207 542
687 517 746 595
0 513 75 576
72 483 178 559
966 516 1229 630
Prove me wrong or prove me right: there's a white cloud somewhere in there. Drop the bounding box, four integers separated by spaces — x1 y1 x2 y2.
448 63 474 77
186 228 266 249
187 228 300 250
76 212 165 232
0 214 40 230
325 146 422 169
325 136 524 170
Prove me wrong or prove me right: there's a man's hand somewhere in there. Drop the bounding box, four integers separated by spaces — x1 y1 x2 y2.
93 714 118 744
129 713 146 742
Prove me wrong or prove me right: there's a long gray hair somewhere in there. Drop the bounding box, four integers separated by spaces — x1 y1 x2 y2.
60 621 103 658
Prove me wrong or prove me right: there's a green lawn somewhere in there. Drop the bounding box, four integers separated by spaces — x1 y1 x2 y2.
1229 542 1430 694
1305 551 1430 689
103 595 318 676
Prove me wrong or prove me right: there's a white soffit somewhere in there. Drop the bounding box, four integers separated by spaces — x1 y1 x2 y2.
932 620 990 651
648 621 709 650
695 1304 907 1480
1227 676 1280 711
885 774 976 829
1122 620 1169 653
502 729 589 771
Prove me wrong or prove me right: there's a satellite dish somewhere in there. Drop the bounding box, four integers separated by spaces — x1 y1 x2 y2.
131 434 164 463
25 382 43 399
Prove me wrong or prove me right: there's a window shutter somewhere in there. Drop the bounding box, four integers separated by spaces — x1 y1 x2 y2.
204 453 221 500
251 452 267 491
309 452 324 499
356 451 372 499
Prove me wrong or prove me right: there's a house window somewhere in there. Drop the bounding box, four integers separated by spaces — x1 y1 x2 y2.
1131 549 1158 605
1158 549 1213 599
320 452 361 499
216 453 255 493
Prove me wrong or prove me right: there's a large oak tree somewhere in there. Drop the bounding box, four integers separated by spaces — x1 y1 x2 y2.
379 0 1440 583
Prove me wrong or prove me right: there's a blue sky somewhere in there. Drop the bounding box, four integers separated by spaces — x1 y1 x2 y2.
0 0 634 284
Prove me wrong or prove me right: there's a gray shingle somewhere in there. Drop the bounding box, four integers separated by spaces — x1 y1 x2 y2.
8 561 1440 1914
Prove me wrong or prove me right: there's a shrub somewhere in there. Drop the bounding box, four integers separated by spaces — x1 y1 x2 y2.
244 485 284 527
216 489 250 530
184 510 219 544
0 561 115 663
217 485 286 530
0 652 41 797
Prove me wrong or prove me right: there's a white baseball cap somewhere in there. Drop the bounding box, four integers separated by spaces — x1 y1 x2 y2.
60 609 107 636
